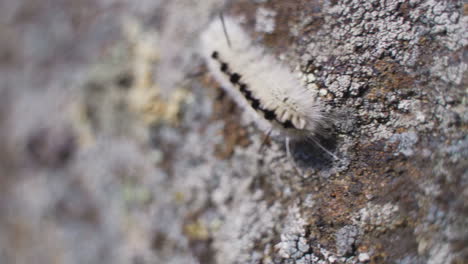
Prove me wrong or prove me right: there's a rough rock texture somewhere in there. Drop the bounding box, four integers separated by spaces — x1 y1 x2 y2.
0 0 466 264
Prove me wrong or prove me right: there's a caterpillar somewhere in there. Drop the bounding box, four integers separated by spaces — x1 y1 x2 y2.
200 15 336 166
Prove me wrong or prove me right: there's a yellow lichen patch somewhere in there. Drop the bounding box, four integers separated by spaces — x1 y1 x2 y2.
123 17 192 126
122 183 152 206
134 88 192 126
183 220 210 241
173 191 186 204
69 18 192 150
70 101 96 149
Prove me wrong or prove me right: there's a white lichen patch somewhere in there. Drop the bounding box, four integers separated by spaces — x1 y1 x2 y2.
353 202 401 232
275 206 309 259
388 131 419 157
255 7 277 33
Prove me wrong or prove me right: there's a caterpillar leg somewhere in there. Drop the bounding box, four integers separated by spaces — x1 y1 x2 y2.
258 129 272 154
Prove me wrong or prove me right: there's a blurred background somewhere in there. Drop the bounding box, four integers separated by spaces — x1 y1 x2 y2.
0 1 223 263
0 0 466 264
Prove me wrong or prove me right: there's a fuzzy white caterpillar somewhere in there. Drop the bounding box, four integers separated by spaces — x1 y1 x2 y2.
200 16 334 160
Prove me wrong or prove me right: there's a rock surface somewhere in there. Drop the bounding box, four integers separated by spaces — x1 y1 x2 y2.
0 0 466 264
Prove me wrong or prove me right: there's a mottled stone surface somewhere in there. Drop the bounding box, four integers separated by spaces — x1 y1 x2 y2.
0 0 466 264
